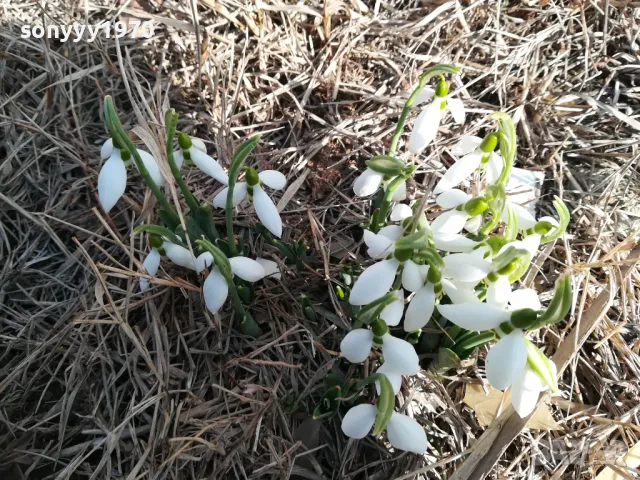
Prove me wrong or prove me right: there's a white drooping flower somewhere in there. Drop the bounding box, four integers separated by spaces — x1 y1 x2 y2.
353 168 407 201
340 329 420 374
163 242 196 270
362 226 404 259
98 138 166 213
140 248 161 291
380 290 405 326
195 251 214 273
404 282 436 331
437 287 551 415
213 169 286 238
203 256 266 314
434 135 500 194
341 403 428 454
98 147 127 213
430 189 484 246
349 258 400 305
173 137 207 170
408 84 465 154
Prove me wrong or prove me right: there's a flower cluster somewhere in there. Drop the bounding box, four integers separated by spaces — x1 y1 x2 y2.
98 99 288 337
331 65 571 454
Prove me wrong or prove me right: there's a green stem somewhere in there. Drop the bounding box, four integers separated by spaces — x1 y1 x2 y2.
164 110 200 214
373 172 412 232
388 65 460 156
104 96 180 226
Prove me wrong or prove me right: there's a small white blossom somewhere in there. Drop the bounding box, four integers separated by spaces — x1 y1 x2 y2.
203 257 266 314
139 248 161 291
340 330 419 374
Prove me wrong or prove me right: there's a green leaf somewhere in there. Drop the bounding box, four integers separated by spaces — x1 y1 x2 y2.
373 374 395 435
428 348 461 378
312 386 342 420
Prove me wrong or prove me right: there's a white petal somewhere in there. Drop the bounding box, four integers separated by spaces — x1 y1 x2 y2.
349 259 400 306
485 152 503 184
485 329 528 390
511 377 542 418
408 101 443 154
441 279 480 304
256 258 281 280
191 137 207 153
431 210 469 235
451 136 482 156
137 150 165 186
464 215 482 234
503 202 537 230
521 234 541 256
380 291 404 326
100 138 113 159
436 189 470 209
229 257 266 282
434 151 483 194
253 185 282 238
98 151 127 213
363 230 395 259
404 283 436 331
195 252 214 274
378 225 404 241
381 333 420 375
203 268 229 314
437 302 510 330
259 170 287 190
443 253 493 282
433 233 479 253
140 248 161 291
386 412 428 454
470 245 492 260
353 168 384 197
446 97 465 124
173 150 185 170
341 404 376 439
413 86 435 106
190 148 229 184
213 182 248 208
402 260 425 292
164 243 196 270
390 179 407 202
375 363 402 395
509 288 541 311
486 276 512 309
390 204 412 222
340 329 374 363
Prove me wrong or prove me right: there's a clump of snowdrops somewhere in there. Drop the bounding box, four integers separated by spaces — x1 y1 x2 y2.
98 97 294 337
312 65 572 455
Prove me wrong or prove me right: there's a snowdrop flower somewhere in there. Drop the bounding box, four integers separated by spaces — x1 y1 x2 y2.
362 226 404 259
404 282 436 331
173 136 207 170
431 192 487 236
195 251 213 273
164 242 196 270
176 133 228 184
434 134 499 194
140 248 161 291
408 80 465 154
98 146 127 213
380 290 405 326
213 168 286 238
341 403 428 454
340 329 420 374
98 138 166 212
203 256 266 314
349 258 400 305
353 169 407 201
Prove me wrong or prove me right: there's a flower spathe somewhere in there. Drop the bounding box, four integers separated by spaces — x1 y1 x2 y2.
341 403 428 454
213 170 286 238
203 256 266 314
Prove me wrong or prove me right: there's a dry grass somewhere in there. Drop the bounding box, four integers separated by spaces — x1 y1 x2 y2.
1 1 640 479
